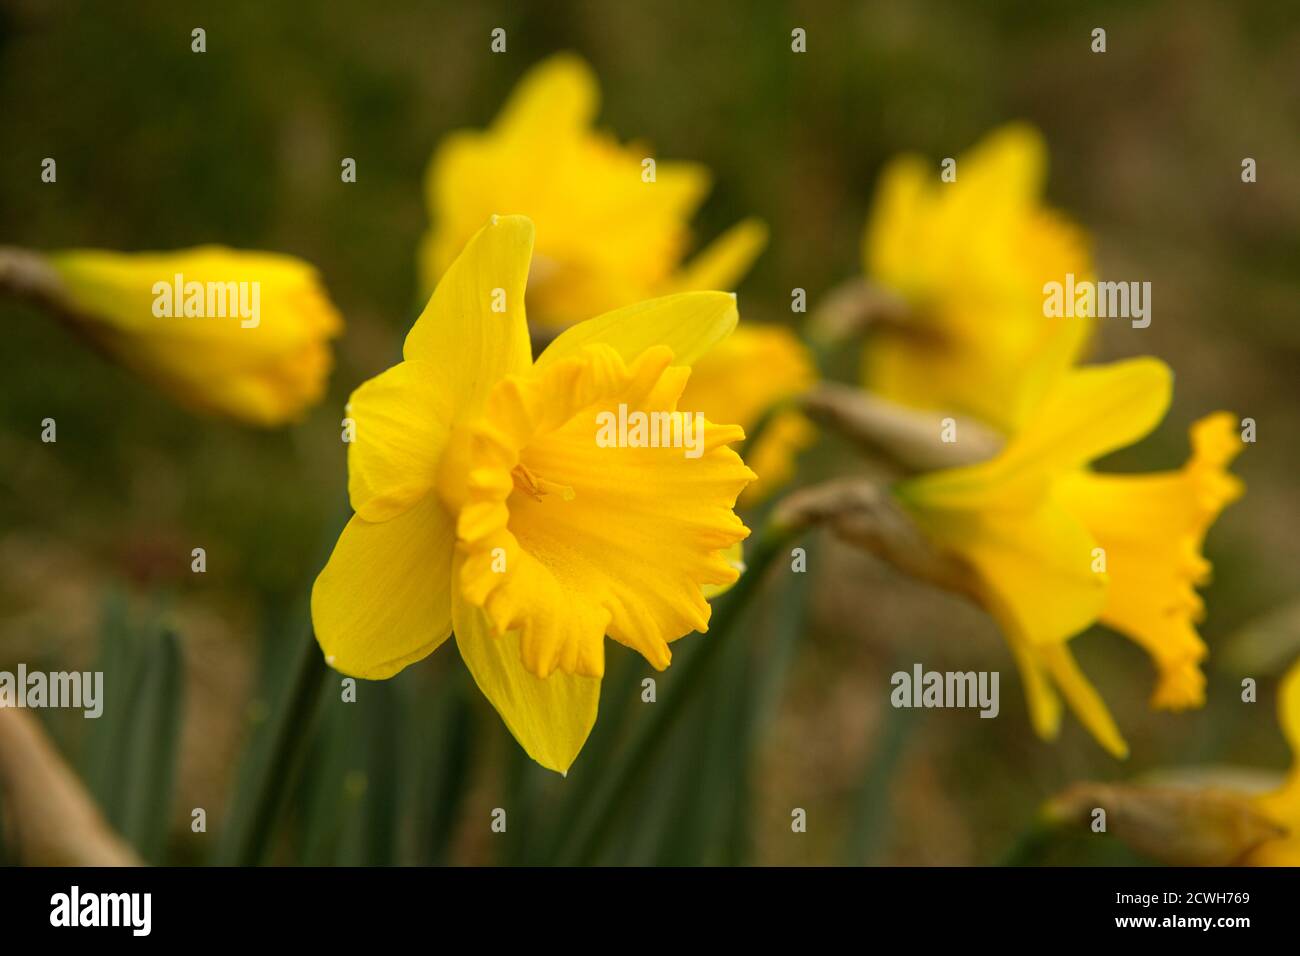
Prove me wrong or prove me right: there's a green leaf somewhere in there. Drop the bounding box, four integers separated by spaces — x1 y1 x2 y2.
80 599 185 864
114 630 185 863
407 667 476 865
214 627 328 865
842 684 917 865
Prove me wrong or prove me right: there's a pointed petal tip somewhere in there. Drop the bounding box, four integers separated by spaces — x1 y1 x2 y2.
484 212 535 240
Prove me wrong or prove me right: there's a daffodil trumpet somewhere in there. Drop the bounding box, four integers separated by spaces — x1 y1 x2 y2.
312 214 755 774
678 322 818 505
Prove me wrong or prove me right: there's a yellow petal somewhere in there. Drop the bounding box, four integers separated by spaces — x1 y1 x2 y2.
1037 642 1129 758
537 291 739 371
741 411 816 506
1004 625 1062 740
346 360 457 522
678 323 817 504
862 124 1054 321
901 358 1172 512
1248 656 1300 863
862 154 931 291
452 573 600 775
1006 296 1093 426
1057 412 1245 710
1246 807 1300 865
895 358 1180 752
450 344 753 678
311 494 456 679
493 53 599 142
418 55 740 329
702 541 746 600
956 121 1047 211
668 218 769 293
994 357 1172 488
999 616 1130 757
860 123 1094 432
48 247 341 426
903 491 1106 646
1279 655 1300 761
1001 607 1128 757
404 215 534 422
861 291 1090 434
649 161 713 226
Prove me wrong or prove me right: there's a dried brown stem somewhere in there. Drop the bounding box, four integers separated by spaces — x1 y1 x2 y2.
0 246 67 310
0 708 142 866
805 277 909 348
800 382 1002 473
772 477 975 597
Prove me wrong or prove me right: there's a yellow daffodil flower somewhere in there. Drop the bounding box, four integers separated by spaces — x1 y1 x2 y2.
1043 778 1284 867
896 358 1244 756
1246 658 1300 864
1044 658 1300 865
862 122 1093 431
419 53 767 329
679 324 816 504
417 53 784 505
46 247 341 426
313 215 754 773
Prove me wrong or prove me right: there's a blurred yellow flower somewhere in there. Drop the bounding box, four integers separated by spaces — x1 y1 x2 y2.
47 247 341 426
679 324 816 504
419 53 766 329
896 358 1244 756
1043 780 1284 867
1045 657 1300 865
1245 658 1300 864
313 216 754 773
862 122 1092 431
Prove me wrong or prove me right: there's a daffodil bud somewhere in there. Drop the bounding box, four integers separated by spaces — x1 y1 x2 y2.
2 245 342 426
1045 782 1285 866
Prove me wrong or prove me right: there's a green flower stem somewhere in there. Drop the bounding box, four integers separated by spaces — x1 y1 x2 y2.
842 694 917 865
217 628 329 865
995 816 1058 867
556 517 804 865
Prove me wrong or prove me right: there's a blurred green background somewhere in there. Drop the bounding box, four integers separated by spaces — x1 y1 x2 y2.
1 0 1298 865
